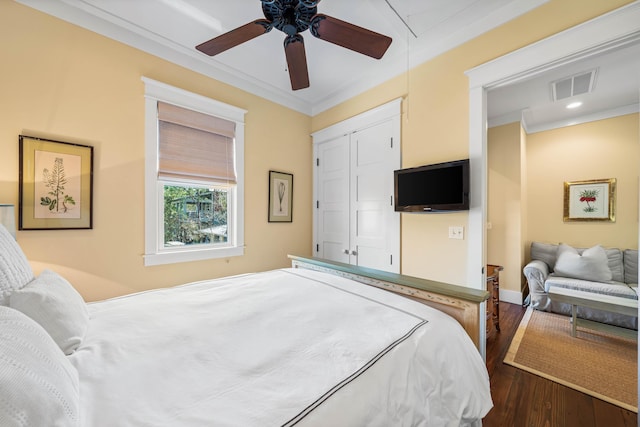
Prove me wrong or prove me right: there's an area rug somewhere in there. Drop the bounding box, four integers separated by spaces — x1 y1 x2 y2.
504 307 637 412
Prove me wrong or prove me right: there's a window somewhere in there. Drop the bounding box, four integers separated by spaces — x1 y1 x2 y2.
142 77 246 266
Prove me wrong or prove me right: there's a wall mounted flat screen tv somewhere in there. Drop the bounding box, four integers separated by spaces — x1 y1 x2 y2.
394 159 470 212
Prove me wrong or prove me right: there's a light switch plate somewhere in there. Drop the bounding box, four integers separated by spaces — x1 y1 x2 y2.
448 226 464 239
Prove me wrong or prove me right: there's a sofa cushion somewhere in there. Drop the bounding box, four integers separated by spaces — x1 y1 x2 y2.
624 249 638 285
602 247 624 283
568 246 623 283
554 244 612 283
545 276 637 300
530 242 558 270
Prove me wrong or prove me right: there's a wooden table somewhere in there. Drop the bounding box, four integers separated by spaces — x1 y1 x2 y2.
548 286 638 340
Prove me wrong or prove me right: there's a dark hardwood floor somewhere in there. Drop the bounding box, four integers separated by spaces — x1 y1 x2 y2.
482 302 637 427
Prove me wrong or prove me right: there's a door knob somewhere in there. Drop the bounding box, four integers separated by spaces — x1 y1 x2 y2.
343 249 349 254
351 250 357 256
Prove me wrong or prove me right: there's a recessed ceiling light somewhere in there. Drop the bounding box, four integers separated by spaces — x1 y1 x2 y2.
566 102 583 109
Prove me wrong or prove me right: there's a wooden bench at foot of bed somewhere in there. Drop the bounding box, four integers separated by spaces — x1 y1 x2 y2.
289 255 490 352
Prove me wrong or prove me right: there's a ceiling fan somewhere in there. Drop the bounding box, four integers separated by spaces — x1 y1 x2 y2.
195 0 393 91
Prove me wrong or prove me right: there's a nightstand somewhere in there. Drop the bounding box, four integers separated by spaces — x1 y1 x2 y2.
486 264 503 337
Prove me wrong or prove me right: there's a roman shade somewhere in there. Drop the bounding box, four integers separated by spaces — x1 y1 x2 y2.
158 102 236 184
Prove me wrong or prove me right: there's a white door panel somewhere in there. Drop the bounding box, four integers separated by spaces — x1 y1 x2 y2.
350 120 399 272
316 135 350 263
354 245 389 271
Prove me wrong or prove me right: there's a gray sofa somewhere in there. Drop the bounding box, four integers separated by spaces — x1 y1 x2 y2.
523 242 638 329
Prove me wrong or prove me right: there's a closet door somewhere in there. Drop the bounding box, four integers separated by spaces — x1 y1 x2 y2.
312 98 401 274
316 135 350 263
350 120 399 271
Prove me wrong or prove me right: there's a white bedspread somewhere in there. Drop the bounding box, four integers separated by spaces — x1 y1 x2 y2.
70 268 492 426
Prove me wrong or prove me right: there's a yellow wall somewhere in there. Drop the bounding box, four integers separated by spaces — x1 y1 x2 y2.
488 122 524 298
526 114 639 250
311 0 634 286
0 2 313 301
1 0 635 299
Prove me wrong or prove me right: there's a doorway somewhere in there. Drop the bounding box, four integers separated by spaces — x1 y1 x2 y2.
465 2 640 360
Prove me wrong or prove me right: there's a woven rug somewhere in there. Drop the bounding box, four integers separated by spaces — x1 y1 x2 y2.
504 307 637 412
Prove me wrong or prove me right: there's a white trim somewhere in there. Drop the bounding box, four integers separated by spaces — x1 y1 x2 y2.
466 85 488 360
489 103 640 132
142 77 246 266
141 77 247 121
499 289 523 306
465 1 640 361
523 103 640 133
487 111 524 129
311 98 403 143
466 3 640 91
144 246 245 267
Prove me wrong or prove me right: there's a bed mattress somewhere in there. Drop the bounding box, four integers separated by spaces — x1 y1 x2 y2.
69 268 492 426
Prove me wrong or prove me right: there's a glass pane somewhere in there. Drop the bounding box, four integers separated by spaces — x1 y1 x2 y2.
163 184 228 247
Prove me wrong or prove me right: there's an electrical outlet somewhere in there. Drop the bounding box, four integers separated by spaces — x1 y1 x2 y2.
448 226 464 240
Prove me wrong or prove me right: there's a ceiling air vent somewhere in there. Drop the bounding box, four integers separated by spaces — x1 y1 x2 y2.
551 69 598 101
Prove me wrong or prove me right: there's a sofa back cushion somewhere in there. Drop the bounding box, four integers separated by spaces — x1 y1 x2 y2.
604 247 625 283
624 249 638 285
530 242 624 283
530 242 558 270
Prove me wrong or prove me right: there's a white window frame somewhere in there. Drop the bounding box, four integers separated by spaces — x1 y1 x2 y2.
142 77 246 266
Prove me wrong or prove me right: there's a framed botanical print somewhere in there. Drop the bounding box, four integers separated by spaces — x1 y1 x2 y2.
563 178 616 222
268 170 293 223
19 135 93 230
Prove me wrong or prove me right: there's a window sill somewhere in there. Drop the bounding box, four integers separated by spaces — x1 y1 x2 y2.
144 246 244 266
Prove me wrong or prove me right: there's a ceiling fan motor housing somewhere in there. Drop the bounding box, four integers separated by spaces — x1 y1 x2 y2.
262 0 318 36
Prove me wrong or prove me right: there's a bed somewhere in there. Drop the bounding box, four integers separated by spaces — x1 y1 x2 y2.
0 225 492 426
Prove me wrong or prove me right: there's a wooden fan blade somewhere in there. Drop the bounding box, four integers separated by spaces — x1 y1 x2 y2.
311 14 392 59
196 19 271 56
284 35 310 90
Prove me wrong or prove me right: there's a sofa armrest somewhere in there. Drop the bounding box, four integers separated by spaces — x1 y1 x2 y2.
523 260 552 310
522 259 549 284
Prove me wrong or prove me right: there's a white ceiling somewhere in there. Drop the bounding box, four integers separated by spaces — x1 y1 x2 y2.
488 40 640 133
14 0 640 129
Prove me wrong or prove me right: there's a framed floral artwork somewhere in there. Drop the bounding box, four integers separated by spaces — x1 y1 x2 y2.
268 170 293 223
563 178 616 222
19 135 93 230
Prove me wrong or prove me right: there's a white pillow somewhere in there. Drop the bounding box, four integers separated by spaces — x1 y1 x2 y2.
0 306 79 427
0 224 34 306
554 244 612 283
10 269 89 355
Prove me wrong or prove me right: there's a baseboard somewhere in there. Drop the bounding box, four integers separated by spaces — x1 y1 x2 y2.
500 289 523 305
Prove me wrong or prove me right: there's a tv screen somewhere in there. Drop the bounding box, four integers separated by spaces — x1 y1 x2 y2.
394 159 469 212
